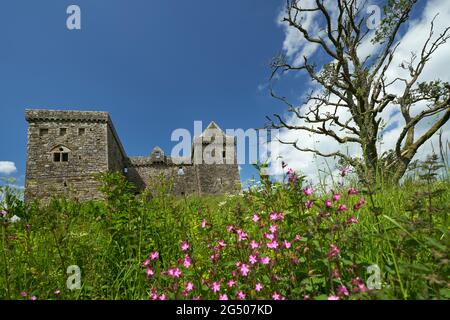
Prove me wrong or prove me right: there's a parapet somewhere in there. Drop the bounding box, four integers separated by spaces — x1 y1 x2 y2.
25 109 111 123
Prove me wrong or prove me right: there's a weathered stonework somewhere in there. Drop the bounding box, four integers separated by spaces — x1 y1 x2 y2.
25 109 241 201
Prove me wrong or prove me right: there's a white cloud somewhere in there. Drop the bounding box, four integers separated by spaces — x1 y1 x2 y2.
0 161 17 175
268 0 450 183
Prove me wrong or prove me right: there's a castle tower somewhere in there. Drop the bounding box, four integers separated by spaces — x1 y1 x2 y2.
192 122 241 194
24 109 127 201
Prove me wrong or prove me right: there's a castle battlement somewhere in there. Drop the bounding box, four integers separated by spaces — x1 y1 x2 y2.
24 109 241 201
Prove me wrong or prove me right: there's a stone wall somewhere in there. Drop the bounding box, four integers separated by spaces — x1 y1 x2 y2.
25 110 110 202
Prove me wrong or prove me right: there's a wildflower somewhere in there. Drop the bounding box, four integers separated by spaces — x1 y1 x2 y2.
269 225 277 233
237 291 246 300
267 240 279 250
228 279 236 288
348 187 359 195
0 210 7 217
255 283 263 292
226 225 234 233
269 212 284 221
149 251 159 260
332 268 341 279
181 241 190 252
201 219 207 228
192 296 201 300
183 255 192 268
159 294 167 300
21 291 28 297
249 255 258 265
250 240 260 249
332 193 341 202
272 292 282 300
7 235 14 241
283 240 292 249
287 168 297 183
345 217 359 226
210 253 220 263
31 296 37 301
185 282 194 293
240 264 250 276
211 282 221 293
150 289 158 300
328 295 340 300
352 278 368 293
264 232 275 241
327 244 340 259
168 268 182 278
325 199 332 208
237 229 248 242
305 200 314 209
304 295 310 300
340 166 351 177
219 294 228 300
252 214 260 223
217 240 226 248
142 259 151 267
303 187 313 196
146 267 154 278
337 285 349 297
260 256 270 265
337 204 347 212
54 290 61 295
353 198 366 211
294 234 302 242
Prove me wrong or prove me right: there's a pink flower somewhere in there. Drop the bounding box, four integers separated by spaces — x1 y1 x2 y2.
287 168 297 183
304 295 310 300
353 198 366 211
294 234 302 242
328 295 340 300
264 232 275 241
168 267 182 278
210 253 220 263
228 279 236 288
348 187 359 195
20 291 28 297
211 282 221 293
159 294 167 300
31 296 37 301
54 290 61 295
272 292 282 300
181 241 190 252
250 240 260 249
260 256 270 265
142 259 151 267
237 229 248 242
269 225 278 233
201 219 207 228
240 264 250 276
217 240 226 248
340 166 351 177
146 267 154 278
249 255 258 265
255 283 263 292
237 291 246 300
327 244 340 259
305 200 314 209
325 199 332 208
0 210 7 217
303 187 313 196
345 217 359 226
337 285 349 297
252 214 260 223
192 296 201 300
267 240 279 250
332 268 341 279
269 212 284 221
185 282 194 293
283 240 292 249
352 278 368 293
149 251 159 261
183 255 192 268
150 289 158 300
332 193 341 202
337 204 347 212
227 225 234 233
219 294 228 300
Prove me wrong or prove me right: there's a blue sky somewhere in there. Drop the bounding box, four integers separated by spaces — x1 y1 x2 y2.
0 0 289 185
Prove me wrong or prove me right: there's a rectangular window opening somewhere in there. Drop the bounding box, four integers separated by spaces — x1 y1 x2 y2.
60 128 67 136
79 128 85 135
40 128 49 136
62 153 69 162
53 153 61 162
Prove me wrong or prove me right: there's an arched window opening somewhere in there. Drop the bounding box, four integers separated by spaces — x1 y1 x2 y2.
51 146 71 163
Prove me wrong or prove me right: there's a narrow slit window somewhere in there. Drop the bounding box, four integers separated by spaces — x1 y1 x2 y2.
79 128 85 136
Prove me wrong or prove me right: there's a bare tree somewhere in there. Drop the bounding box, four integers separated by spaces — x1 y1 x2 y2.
268 0 450 183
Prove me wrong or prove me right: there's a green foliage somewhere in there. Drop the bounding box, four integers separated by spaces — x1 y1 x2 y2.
0 169 449 300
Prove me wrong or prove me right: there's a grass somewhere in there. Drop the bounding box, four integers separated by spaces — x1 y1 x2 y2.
0 164 449 300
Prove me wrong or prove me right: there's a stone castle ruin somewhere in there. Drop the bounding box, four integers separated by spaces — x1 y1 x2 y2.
25 109 241 201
